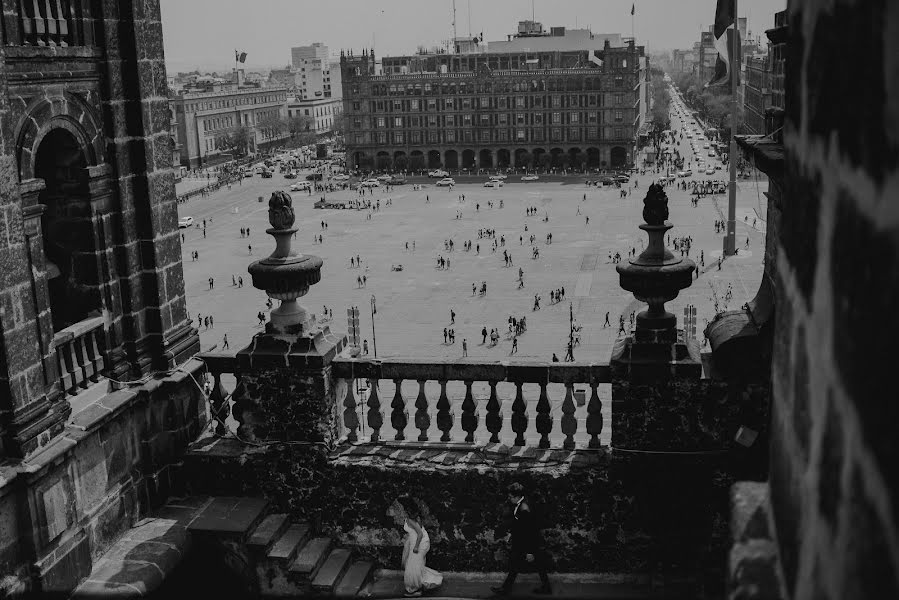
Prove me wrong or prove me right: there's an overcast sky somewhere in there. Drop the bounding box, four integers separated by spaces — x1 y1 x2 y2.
160 0 785 72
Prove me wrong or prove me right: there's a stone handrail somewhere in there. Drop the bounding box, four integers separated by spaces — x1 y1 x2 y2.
17 0 93 47
332 357 610 449
51 315 105 395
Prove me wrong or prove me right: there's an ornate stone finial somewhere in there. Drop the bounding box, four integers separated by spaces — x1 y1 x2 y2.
641 182 669 226
268 190 295 230
248 192 322 336
616 183 696 342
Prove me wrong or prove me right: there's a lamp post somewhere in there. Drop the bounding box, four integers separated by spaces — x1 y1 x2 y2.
370 294 378 357
567 302 575 362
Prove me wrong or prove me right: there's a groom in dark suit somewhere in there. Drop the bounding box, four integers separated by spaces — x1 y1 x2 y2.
491 482 552 595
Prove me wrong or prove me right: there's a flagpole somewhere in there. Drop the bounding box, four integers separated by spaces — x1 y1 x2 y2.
725 0 738 256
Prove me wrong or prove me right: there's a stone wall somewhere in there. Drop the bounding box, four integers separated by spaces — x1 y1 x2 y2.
0 360 207 594
767 1 899 598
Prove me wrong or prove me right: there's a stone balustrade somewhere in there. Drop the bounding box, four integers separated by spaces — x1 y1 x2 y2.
51 315 106 396
17 0 93 47
332 357 611 449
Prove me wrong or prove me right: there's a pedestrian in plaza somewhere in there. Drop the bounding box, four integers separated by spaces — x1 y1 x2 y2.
450 310 455 324
248 244 252 255
222 334 229 350
363 340 369 355
209 315 214 328
491 483 552 596
444 328 448 344
482 327 488 344
604 312 611 327
511 336 518 355
462 339 468 357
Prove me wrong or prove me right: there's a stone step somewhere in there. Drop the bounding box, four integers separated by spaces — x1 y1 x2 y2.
267 523 312 562
334 560 374 599
187 496 269 540
289 536 334 578
248 513 291 553
310 548 352 593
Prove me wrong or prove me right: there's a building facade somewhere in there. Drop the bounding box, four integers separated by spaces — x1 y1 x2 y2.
341 37 648 172
743 55 770 134
291 42 341 100
170 82 288 168
287 97 343 135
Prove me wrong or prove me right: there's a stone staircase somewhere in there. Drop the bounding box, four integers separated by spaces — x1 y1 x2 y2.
187 496 374 598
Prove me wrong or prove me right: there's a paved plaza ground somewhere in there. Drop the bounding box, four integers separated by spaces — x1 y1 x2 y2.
178 169 765 364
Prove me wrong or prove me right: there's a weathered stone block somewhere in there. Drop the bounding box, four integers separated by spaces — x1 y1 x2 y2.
35 531 92 593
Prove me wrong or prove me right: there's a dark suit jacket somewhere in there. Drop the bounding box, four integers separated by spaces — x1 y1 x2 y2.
500 498 545 552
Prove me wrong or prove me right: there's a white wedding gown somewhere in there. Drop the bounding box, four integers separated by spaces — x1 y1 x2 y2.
402 520 443 595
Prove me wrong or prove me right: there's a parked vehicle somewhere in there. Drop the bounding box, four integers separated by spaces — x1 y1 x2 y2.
360 179 380 188
178 216 194 228
284 171 297 179
428 169 449 178
388 176 407 185
483 180 504 188
435 178 456 187
521 174 539 181
678 169 693 177
290 182 311 191
306 173 323 181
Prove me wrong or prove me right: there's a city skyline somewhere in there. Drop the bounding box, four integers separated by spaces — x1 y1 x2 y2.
160 0 785 72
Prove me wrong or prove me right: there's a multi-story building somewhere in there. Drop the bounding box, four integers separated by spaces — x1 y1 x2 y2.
698 30 718 83
767 10 787 114
743 55 770 134
287 97 343 135
291 42 341 100
341 31 648 172
170 73 288 168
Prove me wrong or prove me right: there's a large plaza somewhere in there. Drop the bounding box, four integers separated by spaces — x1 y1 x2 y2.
178 152 765 365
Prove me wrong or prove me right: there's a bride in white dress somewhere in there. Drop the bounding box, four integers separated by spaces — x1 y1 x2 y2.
396 497 443 597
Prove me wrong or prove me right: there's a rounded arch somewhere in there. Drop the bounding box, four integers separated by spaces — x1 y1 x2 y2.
478 149 493 168
427 150 442 169
586 147 601 168
445 149 459 169
461 149 476 169
16 92 104 182
610 146 628 169
496 148 511 168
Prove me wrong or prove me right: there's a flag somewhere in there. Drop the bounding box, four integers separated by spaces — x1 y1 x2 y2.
707 0 739 87
631 3 635 15
239 51 248 64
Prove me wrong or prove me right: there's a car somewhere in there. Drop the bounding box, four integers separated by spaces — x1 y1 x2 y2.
290 182 311 191
715 164 723 170
332 174 350 181
705 168 716 175
428 170 449 178
388 176 407 185
708 151 717 157
360 179 380 188
489 174 508 180
686 133 693 139
284 171 297 179
613 175 630 183
306 173 323 181
483 180 504 188
677 170 693 177
703 144 710 149
260 170 273 178
178 216 194 228
435 177 456 187
376 175 393 182
521 174 539 181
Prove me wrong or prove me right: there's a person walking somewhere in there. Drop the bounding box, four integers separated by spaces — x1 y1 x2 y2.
603 311 611 327
222 334 229 350
462 339 468 357
482 327 488 344
394 497 443 597
491 482 552 596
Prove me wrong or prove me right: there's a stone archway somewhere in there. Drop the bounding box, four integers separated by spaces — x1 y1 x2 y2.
445 150 459 169
353 151 370 169
16 92 104 183
533 148 547 170
393 151 408 171
586 147 601 168
479 149 493 169
427 150 442 169
611 146 628 169
461 149 476 169
409 150 425 171
376 151 391 170
496 148 511 168
568 147 583 170
550 147 564 167
514 148 530 168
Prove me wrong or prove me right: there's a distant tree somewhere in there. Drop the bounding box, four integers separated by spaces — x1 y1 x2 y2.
216 126 252 156
330 112 346 136
286 114 317 145
258 113 285 142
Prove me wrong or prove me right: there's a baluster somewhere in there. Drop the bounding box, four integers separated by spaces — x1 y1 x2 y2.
390 378 408 441
366 379 383 442
460 380 477 442
85 329 103 381
413 380 430 441
536 382 552 449
20 0 35 44
43 0 58 45
561 383 577 450
72 335 88 389
343 379 359 442
586 382 604 448
208 370 228 436
53 0 68 46
57 341 74 394
485 381 502 443
436 380 454 442
511 382 527 446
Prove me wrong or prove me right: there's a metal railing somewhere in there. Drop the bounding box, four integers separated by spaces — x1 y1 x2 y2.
52 315 106 395
17 0 93 47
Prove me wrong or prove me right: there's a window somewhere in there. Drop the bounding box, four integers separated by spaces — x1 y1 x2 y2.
428 99 437 110
428 115 437 127
377 132 387 144
481 130 491 142
533 96 542 108
552 128 562 141
429 131 439 142
355 134 364 144
498 114 508 125
552 112 561 124
446 130 455 142
615 94 623 105
497 129 507 141
615 128 622 139
412 132 421 144
395 117 403 127
615 110 623 122
376 101 384 111
570 113 579 123
394 101 402 110
534 113 543 125
516 113 526 125
411 116 420 127
377 117 385 127
587 126 598 140
615 76 624 87
516 129 526 141
588 111 598 123
622 58 627 68
411 99 419 110
445 98 454 109
516 96 525 108
569 129 581 141
532 129 543 141
463 130 472 142
481 97 490 108
498 97 507 109
462 98 470 109
462 114 472 126
394 132 404 144
480 114 490 125
552 95 561 108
